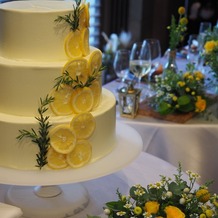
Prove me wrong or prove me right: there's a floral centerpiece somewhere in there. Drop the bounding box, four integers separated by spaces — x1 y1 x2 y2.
152 64 207 115
203 27 218 81
88 164 218 218
164 6 188 73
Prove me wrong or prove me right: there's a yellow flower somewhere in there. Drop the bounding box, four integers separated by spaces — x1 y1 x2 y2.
195 96 206 113
196 188 210 203
188 75 194 80
194 71 204 80
183 72 190 78
144 201 160 215
177 81 185 87
178 6 185 15
172 96 177 101
205 209 213 218
134 206 142 215
185 87 190 92
200 214 207 218
213 200 218 208
204 41 217 53
180 17 188 25
165 205 185 218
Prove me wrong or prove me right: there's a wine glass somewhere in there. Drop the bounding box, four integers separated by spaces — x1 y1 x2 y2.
129 41 151 88
144 39 162 82
187 34 200 69
199 22 212 34
113 49 130 83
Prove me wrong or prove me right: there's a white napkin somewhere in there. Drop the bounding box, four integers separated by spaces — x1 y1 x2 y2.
0 203 23 218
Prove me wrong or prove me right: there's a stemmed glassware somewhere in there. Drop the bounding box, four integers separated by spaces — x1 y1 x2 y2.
187 34 200 69
144 39 161 82
129 41 151 90
113 49 130 84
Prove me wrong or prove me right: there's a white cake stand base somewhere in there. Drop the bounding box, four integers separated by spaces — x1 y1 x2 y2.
5 184 89 218
2 122 143 217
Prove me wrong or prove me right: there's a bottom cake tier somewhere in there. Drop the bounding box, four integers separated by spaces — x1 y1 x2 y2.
0 89 116 170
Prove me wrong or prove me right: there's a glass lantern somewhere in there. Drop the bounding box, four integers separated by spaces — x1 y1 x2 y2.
118 83 141 118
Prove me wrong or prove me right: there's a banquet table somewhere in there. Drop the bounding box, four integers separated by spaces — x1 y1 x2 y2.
0 152 184 218
103 58 218 194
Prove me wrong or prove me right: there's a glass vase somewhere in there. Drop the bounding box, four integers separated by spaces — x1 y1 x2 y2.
164 49 178 74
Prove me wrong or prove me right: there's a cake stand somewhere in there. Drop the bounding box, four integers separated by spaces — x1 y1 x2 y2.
0 122 143 218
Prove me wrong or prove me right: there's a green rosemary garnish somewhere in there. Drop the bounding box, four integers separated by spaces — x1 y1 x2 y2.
54 0 82 31
54 66 105 91
17 95 54 169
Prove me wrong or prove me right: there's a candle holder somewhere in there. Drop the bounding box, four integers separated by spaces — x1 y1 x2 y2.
118 82 141 118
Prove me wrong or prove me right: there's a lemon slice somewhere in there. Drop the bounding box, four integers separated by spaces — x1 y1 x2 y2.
49 124 77 154
64 30 82 58
88 49 102 75
63 58 88 85
70 112 96 139
66 139 92 168
47 147 68 169
79 3 90 28
80 28 90 56
71 87 94 113
49 85 74 116
89 80 101 108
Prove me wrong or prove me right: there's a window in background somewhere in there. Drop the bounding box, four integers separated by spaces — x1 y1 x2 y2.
87 0 101 48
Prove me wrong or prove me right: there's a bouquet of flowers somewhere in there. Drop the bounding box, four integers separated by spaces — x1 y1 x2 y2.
88 164 218 218
153 64 207 115
167 6 188 50
204 27 218 79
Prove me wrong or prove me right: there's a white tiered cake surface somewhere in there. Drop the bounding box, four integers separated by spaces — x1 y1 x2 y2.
0 1 74 61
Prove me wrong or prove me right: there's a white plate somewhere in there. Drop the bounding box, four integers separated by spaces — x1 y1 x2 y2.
0 122 143 186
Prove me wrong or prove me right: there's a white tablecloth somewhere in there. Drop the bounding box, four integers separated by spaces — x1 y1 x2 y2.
104 79 218 193
0 152 182 218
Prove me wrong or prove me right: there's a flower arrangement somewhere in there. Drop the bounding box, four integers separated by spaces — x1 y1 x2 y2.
203 27 218 79
153 64 207 115
88 164 218 218
167 6 188 50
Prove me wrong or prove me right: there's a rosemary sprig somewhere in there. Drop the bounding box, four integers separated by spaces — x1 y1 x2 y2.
17 95 54 169
54 0 82 31
54 66 104 91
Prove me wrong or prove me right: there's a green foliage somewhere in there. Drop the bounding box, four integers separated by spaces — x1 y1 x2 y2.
17 95 54 169
54 0 82 31
54 66 104 91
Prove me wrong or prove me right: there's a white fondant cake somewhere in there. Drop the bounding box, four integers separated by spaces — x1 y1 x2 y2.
0 1 116 170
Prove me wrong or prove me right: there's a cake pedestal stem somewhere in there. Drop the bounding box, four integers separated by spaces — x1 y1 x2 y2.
5 183 89 218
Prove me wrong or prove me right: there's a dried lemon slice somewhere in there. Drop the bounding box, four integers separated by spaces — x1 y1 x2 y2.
88 49 102 75
63 58 89 85
49 85 74 116
70 112 96 139
49 124 77 154
89 80 101 108
80 28 90 56
66 139 92 168
47 147 68 169
79 3 90 28
64 30 82 58
71 87 94 113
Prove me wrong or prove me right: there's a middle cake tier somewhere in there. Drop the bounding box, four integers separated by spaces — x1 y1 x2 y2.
0 47 101 116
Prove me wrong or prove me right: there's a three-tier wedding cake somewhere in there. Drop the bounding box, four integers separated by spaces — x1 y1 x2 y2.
0 0 116 170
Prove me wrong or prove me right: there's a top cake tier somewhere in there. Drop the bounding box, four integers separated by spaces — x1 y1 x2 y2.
0 1 75 61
